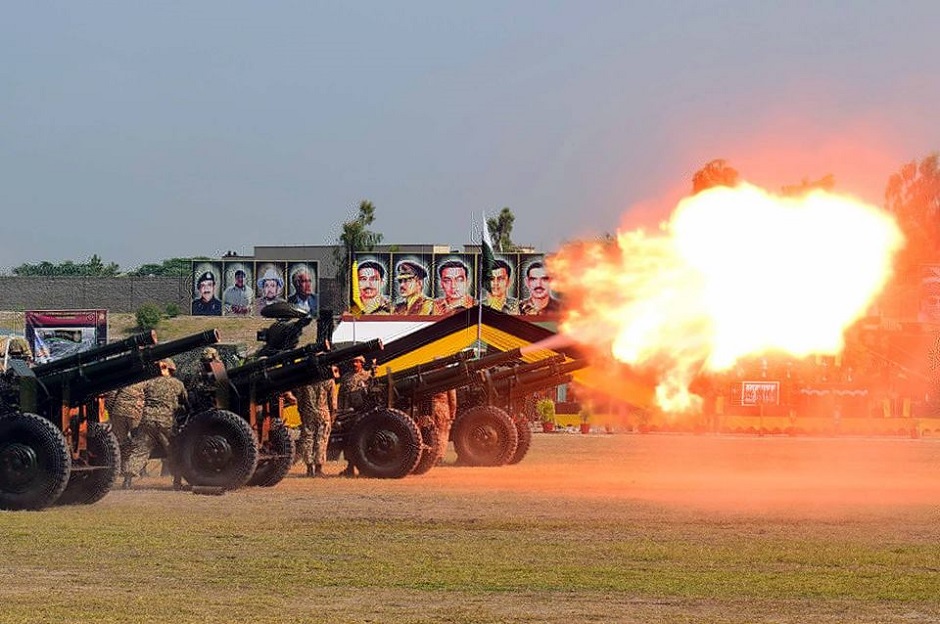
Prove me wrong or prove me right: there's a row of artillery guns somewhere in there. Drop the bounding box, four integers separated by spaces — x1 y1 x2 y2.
329 344 587 478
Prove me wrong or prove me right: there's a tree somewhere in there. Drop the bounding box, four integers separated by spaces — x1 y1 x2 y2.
126 258 195 277
885 153 940 279
781 174 835 197
486 207 516 252
333 200 384 303
12 255 121 277
691 159 740 195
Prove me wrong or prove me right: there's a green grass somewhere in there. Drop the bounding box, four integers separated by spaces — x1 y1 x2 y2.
2 435 940 623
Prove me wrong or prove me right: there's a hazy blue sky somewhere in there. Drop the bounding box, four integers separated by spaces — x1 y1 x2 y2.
3 1 939 271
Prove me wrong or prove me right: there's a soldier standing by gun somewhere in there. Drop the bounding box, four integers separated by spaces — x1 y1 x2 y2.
430 389 457 466
104 381 146 474
296 366 338 477
337 355 372 477
122 359 189 489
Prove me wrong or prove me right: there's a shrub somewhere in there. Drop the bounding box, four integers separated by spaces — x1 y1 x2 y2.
135 303 163 330
535 398 556 424
164 303 181 318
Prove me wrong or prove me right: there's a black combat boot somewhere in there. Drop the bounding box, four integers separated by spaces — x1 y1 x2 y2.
305 463 315 477
314 464 325 478
122 474 133 490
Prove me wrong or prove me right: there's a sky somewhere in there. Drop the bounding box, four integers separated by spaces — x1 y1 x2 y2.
3 1 940 272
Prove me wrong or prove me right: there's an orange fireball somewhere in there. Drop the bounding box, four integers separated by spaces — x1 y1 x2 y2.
552 183 904 413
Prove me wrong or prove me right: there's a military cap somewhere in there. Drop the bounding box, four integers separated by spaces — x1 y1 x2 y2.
358 260 386 279
200 347 220 362
257 267 284 289
234 269 246 278
197 271 215 285
396 261 427 281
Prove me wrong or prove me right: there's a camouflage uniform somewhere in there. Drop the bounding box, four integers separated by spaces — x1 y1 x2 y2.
338 368 372 411
123 375 188 479
296 377 337 469
431 389 457 463
104 381 146 472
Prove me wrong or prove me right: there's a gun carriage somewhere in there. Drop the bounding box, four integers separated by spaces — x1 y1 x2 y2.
179 302 381 490
0 329 220 510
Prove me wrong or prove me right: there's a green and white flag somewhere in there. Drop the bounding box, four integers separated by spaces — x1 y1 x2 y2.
481 213 496 293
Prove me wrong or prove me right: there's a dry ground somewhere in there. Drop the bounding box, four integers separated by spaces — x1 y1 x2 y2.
2 433 940 623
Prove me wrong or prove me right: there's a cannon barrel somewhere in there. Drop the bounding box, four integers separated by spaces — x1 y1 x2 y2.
227 338 383 400
227 339 332 384
385 349 474 380
390 347 523 397
486 354 568 384
32 331 158 377
499 374 574 401
38 329 221 403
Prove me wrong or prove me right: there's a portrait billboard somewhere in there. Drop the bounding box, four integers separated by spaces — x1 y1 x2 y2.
255 262 288 316
482 253 521 315
917 264 940 324
25 309 108 364
432 254 477 314
287 261 319 316
389 253 434 315
221 261 254 316
517 254 562 316
191 261 223 316
351 253 392 315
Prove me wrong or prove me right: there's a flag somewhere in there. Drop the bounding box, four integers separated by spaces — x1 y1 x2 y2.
481 214 496 293
351 258 364 313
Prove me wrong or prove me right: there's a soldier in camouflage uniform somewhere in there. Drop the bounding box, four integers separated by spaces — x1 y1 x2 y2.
337 356 372 477
104 380 147 473
122 359 189 489
430 389 457 465
296 366 338 477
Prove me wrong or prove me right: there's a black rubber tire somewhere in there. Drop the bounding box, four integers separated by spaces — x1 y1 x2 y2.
246 420 294 487
174 409 258 490
506 415 533 465
410 419 439 476
347 408 421 479
56 422 120 506
452 406 519 467
0 412 71 511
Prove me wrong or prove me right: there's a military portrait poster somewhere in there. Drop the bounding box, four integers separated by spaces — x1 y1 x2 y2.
432 253 477 311
286 261 320 316
254 261 288 316
917 264 940 324
517 253 562 316
351 253 393 315
482 252 521 315
25 309 108 364
191 261 223 316
389 253 434 316
221 261 254 317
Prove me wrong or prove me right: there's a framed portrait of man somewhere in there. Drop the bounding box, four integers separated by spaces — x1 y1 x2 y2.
255 262 287 316
351 253 392 315
287 261 319 316
191 261 223 316
222 262 254 316
431 254 476 315
518 254 562 316
389 254 434 315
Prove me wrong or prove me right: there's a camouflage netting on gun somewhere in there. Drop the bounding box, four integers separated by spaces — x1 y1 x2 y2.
173 343 246 387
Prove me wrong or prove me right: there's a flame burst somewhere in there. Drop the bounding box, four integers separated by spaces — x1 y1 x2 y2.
551 183 904 413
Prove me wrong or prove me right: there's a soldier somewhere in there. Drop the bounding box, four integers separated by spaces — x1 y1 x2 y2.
337 355 372 476
122 359 189 489
482 259 520 314
296 366 338 477
430 388 457 465
188 347 222 414
104 380 147 473
392 261 434 315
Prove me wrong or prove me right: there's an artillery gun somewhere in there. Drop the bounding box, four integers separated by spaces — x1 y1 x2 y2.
330 347 529 477
0 329 220 510
456 354 588 465
179 302 381 490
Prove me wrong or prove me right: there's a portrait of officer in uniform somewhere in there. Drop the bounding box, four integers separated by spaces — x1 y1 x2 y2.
191 269 222 316
432 257 476 315
519 260 561 316
482 258 520 314
393 260 434 315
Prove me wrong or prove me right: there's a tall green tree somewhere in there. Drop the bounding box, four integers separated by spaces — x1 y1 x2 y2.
12 254 121 277
126 257 199 277
885 153 940 279
486 207 516 252
691 159 740 195
334 200 384 301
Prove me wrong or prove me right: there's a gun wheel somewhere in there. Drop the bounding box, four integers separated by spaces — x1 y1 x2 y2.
0 412 71 511
506 414 533 465
348 408 421 479
452 406 519 467
410 419 439 476
175 409 258 490
56 422 120 506
247 419 295 487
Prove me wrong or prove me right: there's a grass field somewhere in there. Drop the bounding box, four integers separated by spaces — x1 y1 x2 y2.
2 433 940 623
